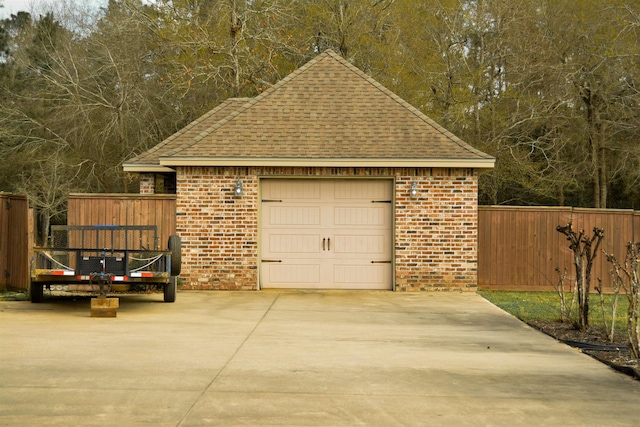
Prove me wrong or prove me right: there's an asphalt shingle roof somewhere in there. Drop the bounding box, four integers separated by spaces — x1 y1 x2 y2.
124 98 250 171
123 50 494 171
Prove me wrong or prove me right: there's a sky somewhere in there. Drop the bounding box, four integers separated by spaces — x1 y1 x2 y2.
0 0 108 19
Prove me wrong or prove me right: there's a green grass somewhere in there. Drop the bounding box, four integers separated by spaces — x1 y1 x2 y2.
0 291 29 301
478 290 630 334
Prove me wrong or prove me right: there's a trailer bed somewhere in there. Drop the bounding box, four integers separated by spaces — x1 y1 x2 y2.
30 225 181 303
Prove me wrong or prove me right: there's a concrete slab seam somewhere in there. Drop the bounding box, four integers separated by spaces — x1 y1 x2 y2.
175 293 281 426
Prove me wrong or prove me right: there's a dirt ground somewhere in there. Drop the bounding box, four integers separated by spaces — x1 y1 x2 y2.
530 320 640 381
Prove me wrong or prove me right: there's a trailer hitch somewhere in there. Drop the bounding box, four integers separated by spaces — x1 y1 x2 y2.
90 250 112 297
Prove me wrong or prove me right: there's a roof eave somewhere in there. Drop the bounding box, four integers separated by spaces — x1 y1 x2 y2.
159 157 496 169
122 163 175 173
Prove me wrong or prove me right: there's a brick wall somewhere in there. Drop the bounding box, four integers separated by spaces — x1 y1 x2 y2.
175 166 478 291
139 173 155 195
138 173 177 195
176 167 259 290
395 169 478 291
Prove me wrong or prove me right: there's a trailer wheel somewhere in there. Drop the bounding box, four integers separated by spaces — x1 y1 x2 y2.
30 281 43 303
164 277 177 303
168 235 182 276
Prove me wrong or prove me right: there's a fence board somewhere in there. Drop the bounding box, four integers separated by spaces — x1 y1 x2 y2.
67 194 176 250
478 206 639 291
0 194 31 291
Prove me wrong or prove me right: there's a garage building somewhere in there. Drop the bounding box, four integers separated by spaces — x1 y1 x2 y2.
123 50 495 291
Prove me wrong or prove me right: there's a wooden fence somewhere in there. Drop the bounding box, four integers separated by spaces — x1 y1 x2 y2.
4 194 637 292
67 193 177 250
478 206 640 291
0 194 32 291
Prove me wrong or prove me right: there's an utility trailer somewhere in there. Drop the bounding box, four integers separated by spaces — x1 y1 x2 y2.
30 225 181 303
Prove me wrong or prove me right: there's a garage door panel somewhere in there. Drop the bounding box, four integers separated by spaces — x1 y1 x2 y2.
333 180 392 200
262 180 321 200
333 264 391 289
333 207 389 226
333 234 389 255
267 233 321 254
265 263 320 285
265 206 321 226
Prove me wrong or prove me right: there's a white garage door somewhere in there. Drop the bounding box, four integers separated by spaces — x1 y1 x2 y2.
260 179 393 289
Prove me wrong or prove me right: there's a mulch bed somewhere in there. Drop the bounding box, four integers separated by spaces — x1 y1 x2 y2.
529 320 640 381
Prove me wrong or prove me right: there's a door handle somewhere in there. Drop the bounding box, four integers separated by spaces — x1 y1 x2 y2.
322 238 326 251
327 238 330 251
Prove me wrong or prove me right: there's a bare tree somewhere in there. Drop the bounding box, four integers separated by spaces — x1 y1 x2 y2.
1 0 640 211
556 223 604 331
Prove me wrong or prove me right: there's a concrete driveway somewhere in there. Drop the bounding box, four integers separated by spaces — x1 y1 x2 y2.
0 291 638 426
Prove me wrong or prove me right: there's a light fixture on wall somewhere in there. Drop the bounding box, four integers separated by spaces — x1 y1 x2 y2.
410 182 418 199
234 179 243 197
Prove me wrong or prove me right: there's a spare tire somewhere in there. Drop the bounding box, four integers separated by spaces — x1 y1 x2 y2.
168 235 182 276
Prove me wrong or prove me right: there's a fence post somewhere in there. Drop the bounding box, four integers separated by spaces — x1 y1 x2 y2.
27 208 35 289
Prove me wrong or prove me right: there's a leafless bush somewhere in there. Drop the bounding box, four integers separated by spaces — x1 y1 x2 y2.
556 223 605 331
604 243 640 359
554 266 576 323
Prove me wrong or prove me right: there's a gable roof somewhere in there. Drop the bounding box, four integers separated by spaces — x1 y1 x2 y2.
123 50 494 171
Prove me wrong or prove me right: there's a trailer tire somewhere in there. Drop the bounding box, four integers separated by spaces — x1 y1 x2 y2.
168 235 182 276
30 281 43 303
164 277 177 303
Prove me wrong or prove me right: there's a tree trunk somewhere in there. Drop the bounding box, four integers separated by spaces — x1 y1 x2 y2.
598 143 607 208
230 0 241 97
575 254 588 331
583 84 603 208
39 209 50 247
591 140 600 208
